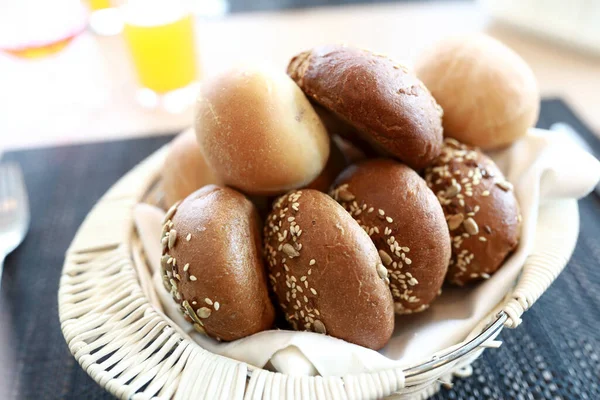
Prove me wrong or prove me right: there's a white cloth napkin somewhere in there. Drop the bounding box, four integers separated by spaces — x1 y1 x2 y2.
133 128 600 377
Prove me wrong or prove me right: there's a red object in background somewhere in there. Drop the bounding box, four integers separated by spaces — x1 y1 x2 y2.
0 0 88 59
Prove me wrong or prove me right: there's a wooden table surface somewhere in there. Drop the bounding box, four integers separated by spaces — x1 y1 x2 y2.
1 0 599 152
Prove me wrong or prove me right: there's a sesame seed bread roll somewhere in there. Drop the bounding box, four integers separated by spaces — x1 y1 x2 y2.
331 159 451 314
288 45 444 170
424 139 521 286
160 185 275 341
264 189 394 350
195 65 330 196
161 128 221 208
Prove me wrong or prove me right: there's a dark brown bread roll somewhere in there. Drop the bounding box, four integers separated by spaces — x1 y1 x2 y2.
263 189 394 350
424 139 521 285
161 185 275 341
331 159 451 314
288 45 444 170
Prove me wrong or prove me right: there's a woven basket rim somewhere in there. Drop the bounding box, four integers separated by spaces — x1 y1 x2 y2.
58 144 580 399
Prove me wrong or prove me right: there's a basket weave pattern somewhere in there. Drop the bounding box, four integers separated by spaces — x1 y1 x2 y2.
58 146 579 399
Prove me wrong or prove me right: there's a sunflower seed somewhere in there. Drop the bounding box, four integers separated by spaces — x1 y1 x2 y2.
282 243 300 258
197 307 211 318
193 323 206 334
378 250 393 266
163 201 180 224
313 320 326 334
447 214 464 230
445 183 461 198
168 230 177 250
337 188 355 202
495 180 513 191
463 218 479 235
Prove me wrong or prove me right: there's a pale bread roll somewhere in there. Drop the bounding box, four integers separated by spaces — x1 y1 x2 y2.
416 34 540 150
162 128 221 208
195 66 330 195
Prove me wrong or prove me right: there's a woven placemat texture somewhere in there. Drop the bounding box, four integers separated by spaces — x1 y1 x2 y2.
1 99 599 399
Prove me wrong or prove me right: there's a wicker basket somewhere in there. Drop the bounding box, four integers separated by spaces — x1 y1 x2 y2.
58 145 579 399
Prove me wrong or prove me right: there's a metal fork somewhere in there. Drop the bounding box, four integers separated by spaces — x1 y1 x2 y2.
0 163 30 288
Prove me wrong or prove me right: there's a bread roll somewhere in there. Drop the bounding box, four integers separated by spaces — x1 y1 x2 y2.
161 185 275 341
424 139 521 285
331 159 451 314
303 137 347 192
415 34 539 149
288 45 444 169
195 65 330 195
264 189 394 350
162 128 221 207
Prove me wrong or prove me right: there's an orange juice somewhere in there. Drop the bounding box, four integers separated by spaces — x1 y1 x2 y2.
122 1 198 94
88 0 112 10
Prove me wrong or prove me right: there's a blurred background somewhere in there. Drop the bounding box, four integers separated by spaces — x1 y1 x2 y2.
0 1 599 399
0 0 599 153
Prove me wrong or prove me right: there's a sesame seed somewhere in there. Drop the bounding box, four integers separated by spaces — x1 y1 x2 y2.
378 209 385 216
183 263 189 272
405 258 412 265
186 233 191 241
205 298 213 305
189 275 197 281
214 302 220 310
308 269 312 275
368 207 374 213
377 264 389 280
310 288 317 295
482 190 490 197
288 217 295 222
479 236 487 242
386 216 394 223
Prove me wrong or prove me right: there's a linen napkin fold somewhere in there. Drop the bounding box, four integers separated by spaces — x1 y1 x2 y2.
134 128 600 377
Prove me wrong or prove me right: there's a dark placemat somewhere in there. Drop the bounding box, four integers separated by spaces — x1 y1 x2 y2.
1 99 599 400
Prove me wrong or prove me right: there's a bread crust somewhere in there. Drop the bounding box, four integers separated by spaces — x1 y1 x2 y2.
288 45 444 169
162 128 221 207
331 159 451 314
424 139 521 285
263 189 394 350
161 185 275 341
195 66 330 195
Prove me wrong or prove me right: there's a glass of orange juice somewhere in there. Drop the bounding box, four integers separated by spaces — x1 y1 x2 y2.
122 0 199 112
